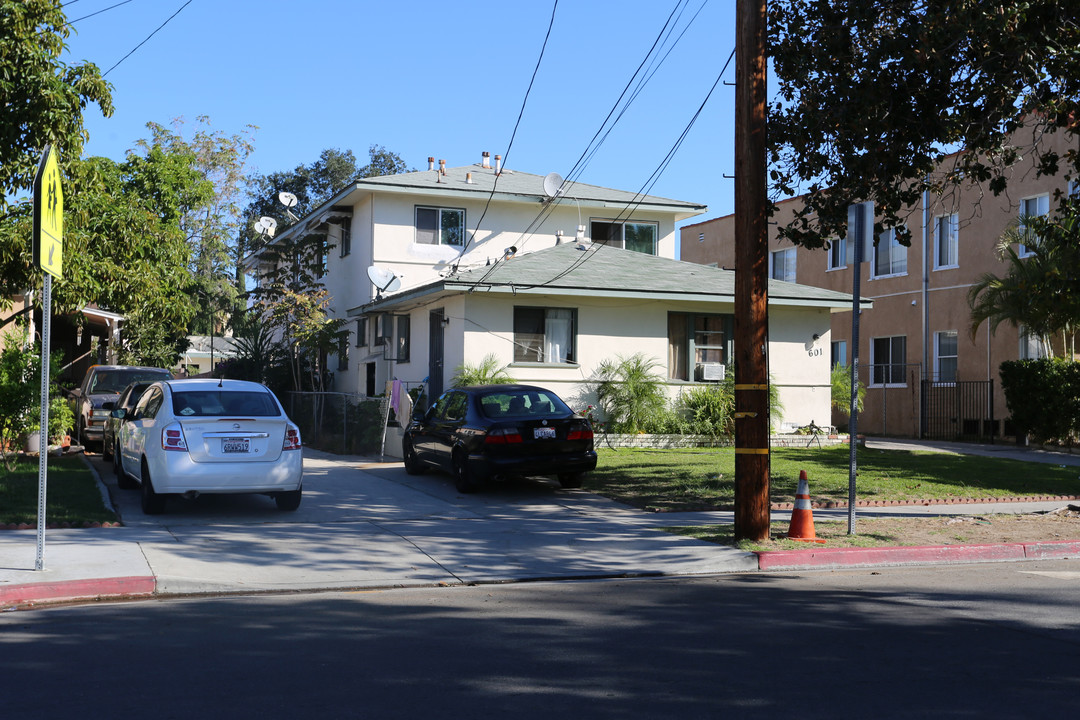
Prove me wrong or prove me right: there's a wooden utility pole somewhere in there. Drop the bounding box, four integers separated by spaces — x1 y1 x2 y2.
733 0 770 541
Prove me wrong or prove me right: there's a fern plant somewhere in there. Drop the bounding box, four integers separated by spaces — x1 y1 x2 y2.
450 353 513 387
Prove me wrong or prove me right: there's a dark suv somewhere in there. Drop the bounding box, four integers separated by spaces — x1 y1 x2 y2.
71 365 173 450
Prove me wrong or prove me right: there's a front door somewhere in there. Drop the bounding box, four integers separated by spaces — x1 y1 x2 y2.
428 310 445 400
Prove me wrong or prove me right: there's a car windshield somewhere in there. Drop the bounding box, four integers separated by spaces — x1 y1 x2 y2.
90 369 171 394
172 390 281 417
480 390 569 419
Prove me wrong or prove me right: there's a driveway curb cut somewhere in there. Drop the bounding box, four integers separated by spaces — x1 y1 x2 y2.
756 539 1080 571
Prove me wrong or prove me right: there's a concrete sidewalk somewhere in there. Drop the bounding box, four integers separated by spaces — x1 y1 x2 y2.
2 445 1079 610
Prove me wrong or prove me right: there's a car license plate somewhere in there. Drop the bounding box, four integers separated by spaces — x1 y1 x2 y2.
533 427 556 439
222 438 249 454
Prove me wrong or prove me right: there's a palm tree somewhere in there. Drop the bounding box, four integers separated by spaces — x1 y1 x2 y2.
450 353 513 387
968 213 1079 358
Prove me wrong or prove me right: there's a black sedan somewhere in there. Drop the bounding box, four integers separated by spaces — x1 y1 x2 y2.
100 381 155 463
402 384 597 493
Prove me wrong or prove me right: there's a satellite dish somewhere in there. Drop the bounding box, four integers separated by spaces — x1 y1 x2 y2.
367 266 401 297
258 216 277 238
278 192 298 208
542 172 565 199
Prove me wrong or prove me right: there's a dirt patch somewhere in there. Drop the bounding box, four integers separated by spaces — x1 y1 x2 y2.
753 505 1080 550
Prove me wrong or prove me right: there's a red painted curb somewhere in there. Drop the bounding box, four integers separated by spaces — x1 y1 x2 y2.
754 540 1080 571
0 576 156 609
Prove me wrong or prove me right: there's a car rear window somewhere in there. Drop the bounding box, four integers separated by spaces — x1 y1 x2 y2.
172 390 281 417
480 390 570 419
89 369 171 394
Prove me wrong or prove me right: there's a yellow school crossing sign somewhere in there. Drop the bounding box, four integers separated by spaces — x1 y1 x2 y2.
33 144 64 279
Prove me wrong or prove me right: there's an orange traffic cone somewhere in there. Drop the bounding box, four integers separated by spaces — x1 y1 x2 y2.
788 470 826 543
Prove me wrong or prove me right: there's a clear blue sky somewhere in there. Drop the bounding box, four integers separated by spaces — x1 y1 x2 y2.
61 0 737 233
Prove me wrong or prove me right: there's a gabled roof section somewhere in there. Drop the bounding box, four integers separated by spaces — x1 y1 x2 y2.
353 242 867 314
352 164 707 217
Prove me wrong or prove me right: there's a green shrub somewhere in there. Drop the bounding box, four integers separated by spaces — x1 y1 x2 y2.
451 353 513 387
676 382 735 438
592 353 669 434
1000 358 1080 444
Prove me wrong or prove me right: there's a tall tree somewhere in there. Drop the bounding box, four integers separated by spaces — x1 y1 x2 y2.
135 117 257 336
0 0 113 212
767 0 1080 248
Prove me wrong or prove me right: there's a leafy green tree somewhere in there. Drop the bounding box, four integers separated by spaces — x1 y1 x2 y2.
830 363 865 428
451 353 513 387
0 0 113 211
768 1 1080 249
0 326 67 469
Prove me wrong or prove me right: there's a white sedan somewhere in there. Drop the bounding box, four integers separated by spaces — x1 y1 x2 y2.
115 378 303 514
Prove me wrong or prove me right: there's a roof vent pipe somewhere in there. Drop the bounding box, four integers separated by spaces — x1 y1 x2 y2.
439 159 446 175
428 157 435 171
482 151 491 169
495 154 502 175
466 172 473 184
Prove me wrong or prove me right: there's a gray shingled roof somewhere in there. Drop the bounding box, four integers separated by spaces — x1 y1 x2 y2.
357 243 865 314
355 164 706 213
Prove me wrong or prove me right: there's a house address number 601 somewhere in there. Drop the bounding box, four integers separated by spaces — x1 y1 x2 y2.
807 347 823 357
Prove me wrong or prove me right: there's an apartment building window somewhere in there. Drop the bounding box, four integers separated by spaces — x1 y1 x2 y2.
770 247 797 282
870 335 907 386
934 331 957 383
1019 326 1047 360
831 340 847 368
513 307 576 363
827 236 846 271
872 227 907 278
668 312 733 381
355 317 368 348
339 221 352 257
1018 194 1049 257
591 220 658 255
416 206 465 247
934 213 958 269
393 316 411 362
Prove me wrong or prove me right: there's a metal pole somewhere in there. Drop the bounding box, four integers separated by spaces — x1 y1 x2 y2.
848 223 862 535
36 274 52 570
733 0 770 541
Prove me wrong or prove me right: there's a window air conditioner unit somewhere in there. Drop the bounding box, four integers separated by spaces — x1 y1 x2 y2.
697 363 725 382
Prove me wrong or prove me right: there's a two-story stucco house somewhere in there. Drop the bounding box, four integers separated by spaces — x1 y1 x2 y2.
248 153 863 429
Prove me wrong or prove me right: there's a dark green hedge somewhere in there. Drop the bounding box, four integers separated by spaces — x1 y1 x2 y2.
1000 359 1080 444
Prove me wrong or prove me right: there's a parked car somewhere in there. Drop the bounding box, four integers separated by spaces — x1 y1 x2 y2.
402 384 597 493
114 378 303 514
101 381 155 462
71 365 173 450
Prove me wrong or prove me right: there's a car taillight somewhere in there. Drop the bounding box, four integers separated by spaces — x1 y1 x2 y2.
283 424 302 451
485 427 523 444
162 423 188 452
567 424 593 441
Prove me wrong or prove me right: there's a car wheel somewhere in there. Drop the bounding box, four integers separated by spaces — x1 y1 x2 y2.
452 449 478 494
115 445 137 489
275 485 302 511
140 460 166 515
557 472 584 489
402 439 426 475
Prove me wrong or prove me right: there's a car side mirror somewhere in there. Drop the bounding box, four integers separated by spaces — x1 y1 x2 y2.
110 408 128 420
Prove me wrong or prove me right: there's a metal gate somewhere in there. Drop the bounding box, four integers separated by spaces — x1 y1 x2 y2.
920 380 996 442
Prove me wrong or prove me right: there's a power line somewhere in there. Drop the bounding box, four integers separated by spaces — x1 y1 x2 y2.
454 0 559 265
103 0 193 78
66 0 135 26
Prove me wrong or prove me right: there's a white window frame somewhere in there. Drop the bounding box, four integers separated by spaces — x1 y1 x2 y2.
1018 194 1049 258
827 236 846 271
933 330 958 384
933 213 958 270
831 340 847 368
590 220 658 255
770 247 797 283
1019 326 1047 360
870 335 907 387
513 307 577 364
871 227 907 279
415 206 466 247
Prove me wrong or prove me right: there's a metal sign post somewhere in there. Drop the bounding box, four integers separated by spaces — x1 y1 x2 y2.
32 145 64 570
846 202 872 535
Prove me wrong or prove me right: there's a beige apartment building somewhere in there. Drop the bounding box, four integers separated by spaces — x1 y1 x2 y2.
681 130 1076 440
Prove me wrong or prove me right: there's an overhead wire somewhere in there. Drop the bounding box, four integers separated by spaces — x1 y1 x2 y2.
452 0 559 268
66 0 135 26
103 0 193 77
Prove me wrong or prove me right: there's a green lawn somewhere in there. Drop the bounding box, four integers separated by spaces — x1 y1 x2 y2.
586 445 1080 512
0 455 118 526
